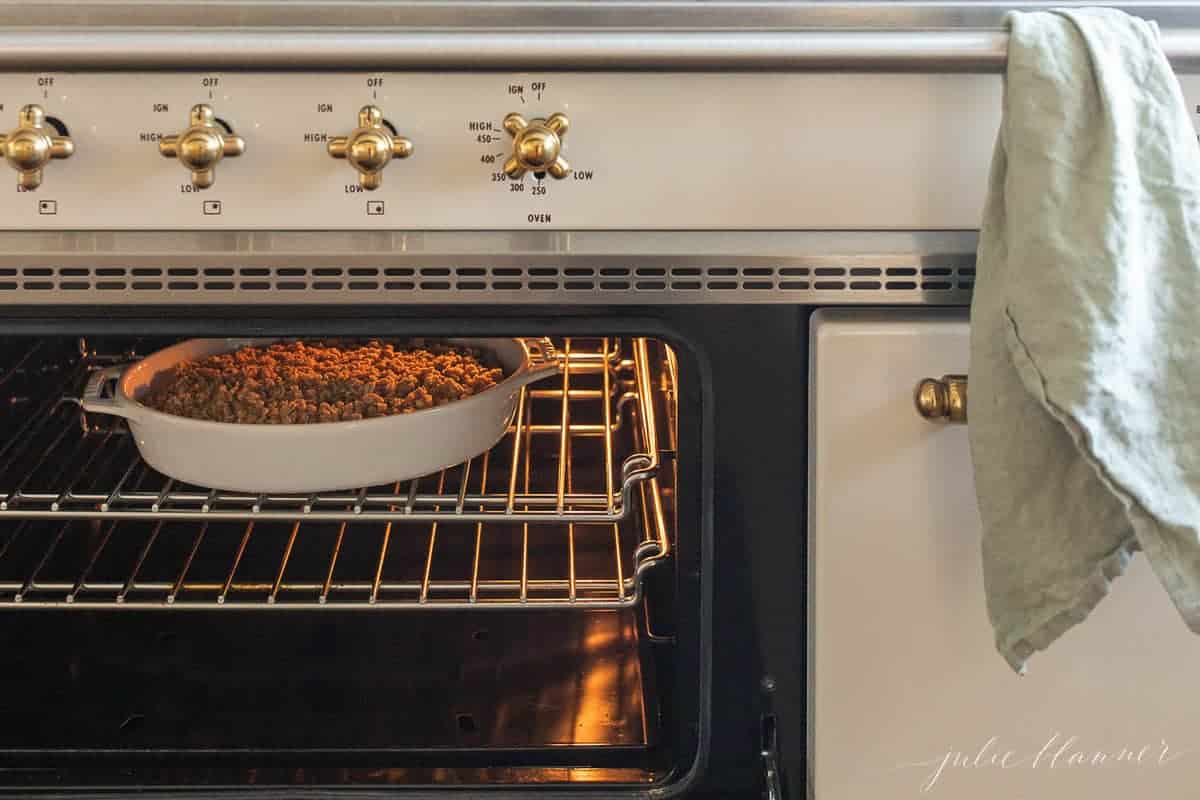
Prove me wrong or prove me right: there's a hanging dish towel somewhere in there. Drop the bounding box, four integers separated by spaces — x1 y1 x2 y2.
971 7 1200 673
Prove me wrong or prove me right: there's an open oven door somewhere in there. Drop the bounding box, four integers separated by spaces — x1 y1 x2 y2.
809 308 1200 800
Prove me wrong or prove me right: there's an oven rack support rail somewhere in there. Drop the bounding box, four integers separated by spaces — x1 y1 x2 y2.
0 338 661 524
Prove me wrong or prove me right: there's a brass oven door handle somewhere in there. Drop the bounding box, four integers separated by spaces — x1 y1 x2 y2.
915 374 968 423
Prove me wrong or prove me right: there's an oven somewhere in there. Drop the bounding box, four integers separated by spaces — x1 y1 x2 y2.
1 2 1198 798
0 312 764 796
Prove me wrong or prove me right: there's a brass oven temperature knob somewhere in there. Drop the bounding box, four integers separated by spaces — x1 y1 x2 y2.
158 104 245 189
502 112 569 180
0 105 74 190
327 105 413 190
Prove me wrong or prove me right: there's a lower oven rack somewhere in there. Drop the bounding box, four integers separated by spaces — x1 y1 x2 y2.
0 478 669 609
0 337 673 609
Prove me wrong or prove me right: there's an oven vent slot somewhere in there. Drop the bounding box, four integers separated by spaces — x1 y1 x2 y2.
0 338 672 609
0 262 974 303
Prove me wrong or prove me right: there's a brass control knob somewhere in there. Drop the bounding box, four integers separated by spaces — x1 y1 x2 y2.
502 112 569 180
0 105 74 190
327 105 413 190
158 104 245 189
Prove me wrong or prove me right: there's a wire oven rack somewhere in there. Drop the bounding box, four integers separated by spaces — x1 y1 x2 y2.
0 338 660 523
0 337 672 609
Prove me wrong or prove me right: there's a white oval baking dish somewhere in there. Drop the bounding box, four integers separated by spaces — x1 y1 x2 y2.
80 337 561 493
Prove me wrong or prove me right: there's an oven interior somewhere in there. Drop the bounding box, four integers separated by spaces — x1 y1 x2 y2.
0 334 700 792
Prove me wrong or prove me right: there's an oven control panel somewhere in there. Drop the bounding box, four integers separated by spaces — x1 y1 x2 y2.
0 72 1197 231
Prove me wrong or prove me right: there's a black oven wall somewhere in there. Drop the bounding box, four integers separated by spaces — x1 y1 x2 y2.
668 306 808 799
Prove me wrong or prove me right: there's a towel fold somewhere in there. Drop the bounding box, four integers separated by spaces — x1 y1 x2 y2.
971 7 1200 672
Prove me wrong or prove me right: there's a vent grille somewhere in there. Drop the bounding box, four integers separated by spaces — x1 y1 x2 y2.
0 263 975 304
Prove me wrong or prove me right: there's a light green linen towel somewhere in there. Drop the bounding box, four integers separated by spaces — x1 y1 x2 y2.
971 7 1200 673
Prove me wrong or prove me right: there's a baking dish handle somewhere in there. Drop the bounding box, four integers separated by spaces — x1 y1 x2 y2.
514 337 564 387
80 364 139 420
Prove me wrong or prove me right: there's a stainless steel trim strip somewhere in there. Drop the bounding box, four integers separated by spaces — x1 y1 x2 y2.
0 230 982 261
0 29 1197 71
0 3 1198 32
